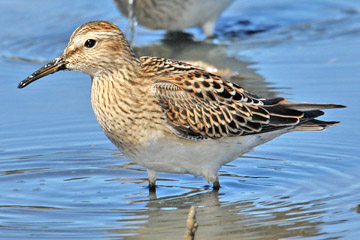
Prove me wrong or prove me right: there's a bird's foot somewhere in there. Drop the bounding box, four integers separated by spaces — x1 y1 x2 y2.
148 181 156 193
212 179 221 191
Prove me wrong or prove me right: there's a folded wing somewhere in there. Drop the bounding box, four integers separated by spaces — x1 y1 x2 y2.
149 59 344 140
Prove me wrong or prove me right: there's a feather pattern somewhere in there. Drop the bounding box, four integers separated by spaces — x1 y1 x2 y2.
143 57 323 140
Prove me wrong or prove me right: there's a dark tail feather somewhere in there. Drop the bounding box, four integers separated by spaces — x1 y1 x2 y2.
281 102 346 111
293 119 340 131
302 110 324 119
279 101 345 131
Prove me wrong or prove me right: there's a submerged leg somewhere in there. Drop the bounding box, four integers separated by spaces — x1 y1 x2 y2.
212 176 221 191
147 169 158 192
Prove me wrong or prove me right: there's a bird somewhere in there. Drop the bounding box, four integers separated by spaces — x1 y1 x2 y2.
113 0 234 38
18 20 345 191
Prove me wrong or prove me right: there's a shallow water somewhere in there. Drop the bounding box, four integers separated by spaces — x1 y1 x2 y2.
1 0 360 239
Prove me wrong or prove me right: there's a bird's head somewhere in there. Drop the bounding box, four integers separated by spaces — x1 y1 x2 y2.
18 20 136 88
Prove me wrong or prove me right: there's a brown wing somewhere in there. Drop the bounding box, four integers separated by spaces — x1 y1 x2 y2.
151 65 306 140
140 56 204 76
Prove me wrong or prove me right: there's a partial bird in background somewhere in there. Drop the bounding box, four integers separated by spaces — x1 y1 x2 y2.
113 0 234 41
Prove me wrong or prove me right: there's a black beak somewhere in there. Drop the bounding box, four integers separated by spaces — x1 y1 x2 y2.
18 56 66 88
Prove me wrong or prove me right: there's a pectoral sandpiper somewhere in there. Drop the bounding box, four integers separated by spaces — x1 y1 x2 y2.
18 21 345 191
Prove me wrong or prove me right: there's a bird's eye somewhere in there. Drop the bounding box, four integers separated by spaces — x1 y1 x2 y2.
84 39 96 48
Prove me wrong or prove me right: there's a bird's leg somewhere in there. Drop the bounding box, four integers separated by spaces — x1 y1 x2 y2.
149 181 156 192
212 176 221 191
147 169 158 192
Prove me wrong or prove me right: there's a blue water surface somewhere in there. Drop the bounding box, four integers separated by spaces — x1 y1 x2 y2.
1 0 359 239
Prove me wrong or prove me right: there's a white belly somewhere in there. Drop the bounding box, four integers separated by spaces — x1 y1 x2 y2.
128 128 290 182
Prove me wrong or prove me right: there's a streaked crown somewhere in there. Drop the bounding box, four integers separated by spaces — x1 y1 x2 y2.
63 20 137 76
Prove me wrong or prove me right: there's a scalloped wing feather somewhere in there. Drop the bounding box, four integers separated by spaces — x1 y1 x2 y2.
147 61 308 140
141 57 338 140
